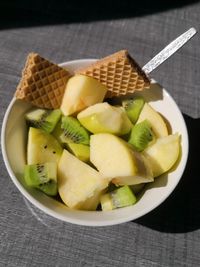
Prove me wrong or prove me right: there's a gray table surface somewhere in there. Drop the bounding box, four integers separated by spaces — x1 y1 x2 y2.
0 1 200 266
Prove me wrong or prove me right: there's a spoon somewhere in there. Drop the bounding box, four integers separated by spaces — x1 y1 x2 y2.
142 27 197 74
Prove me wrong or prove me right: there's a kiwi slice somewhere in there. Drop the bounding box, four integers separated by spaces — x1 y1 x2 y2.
67 143 90 162
60 116 90 145
128 120 153 151
24 162 58 196
37 181 57 196
100 185 136 211
52 120 63 144
122 96 145 124
26 109 61 133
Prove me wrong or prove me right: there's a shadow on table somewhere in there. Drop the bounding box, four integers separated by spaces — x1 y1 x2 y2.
0 0 199 29
135 114 199 233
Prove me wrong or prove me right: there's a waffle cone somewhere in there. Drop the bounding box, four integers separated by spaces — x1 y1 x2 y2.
76 50 150 98
15 53 71 109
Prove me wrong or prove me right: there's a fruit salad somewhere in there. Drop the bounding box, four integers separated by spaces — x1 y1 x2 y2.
24 74 181 211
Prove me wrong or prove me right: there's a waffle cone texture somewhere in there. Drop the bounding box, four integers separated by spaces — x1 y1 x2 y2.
76 50 150 98
15 53 71 109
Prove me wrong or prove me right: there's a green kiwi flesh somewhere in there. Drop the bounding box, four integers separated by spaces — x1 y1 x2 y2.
60 116 90 145
26 109 61 133
67 143 90 162
128 120 153 151
24 162 58 196
122 96 145 124
100 185 136 211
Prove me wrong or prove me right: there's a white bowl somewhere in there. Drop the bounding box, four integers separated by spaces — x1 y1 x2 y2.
1 59 189 226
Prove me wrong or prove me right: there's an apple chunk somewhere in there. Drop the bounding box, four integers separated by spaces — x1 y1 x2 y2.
137 103 168 137
57 149 108 209
27 127 63 164
77 102 132 135
143 133 180 177
90 133 153 185
60 75 107 116
80 189 106 211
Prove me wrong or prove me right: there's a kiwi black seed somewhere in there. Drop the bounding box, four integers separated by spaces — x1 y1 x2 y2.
61 116 90 145
24 162 58 196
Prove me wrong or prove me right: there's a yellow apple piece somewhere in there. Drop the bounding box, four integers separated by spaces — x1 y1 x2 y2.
60 74 107 116
80 189 106 211
77 102 132 135
112 151 153 185
143 133 180 177
57 149 108 209
27 127 63 164
90 133 153 185
137 103 168 137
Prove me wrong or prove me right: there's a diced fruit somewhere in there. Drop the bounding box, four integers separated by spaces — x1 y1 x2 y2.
112 151 153 186
137 103 168 137
61 75 107 116
77 102 132 135
27 127 63 164
100 194 113 211
57 150 108 209
37 181 57 196
122 96 145 124
42 109 61 133
80 189 105 211
52 120 63 144
128 120 154 151
26 109 61 133
100 185 136 211
26 109 45 124
67 143 90 162
143 133 180 177
24 162 57 196
24 162 56 186
53 116 90 146
90 133 153 185
60 116 90 145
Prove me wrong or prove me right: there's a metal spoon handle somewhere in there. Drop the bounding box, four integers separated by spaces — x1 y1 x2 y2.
142 27 197 74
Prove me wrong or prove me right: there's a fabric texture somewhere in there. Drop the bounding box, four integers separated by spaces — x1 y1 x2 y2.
0 1 200 266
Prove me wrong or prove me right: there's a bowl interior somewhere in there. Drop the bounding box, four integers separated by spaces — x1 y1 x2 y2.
2 59 189 226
